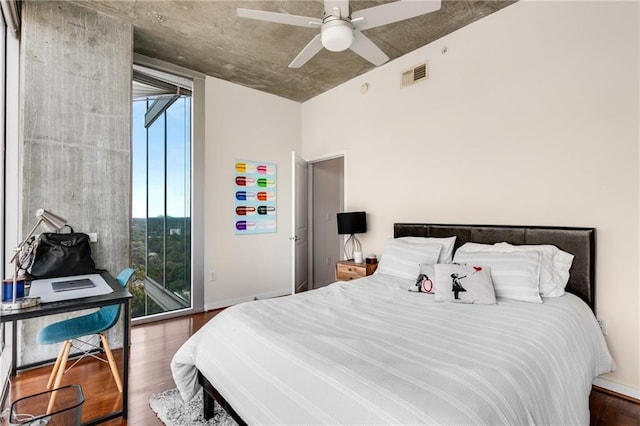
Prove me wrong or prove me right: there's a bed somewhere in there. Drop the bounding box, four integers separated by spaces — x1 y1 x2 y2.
171 223 614 425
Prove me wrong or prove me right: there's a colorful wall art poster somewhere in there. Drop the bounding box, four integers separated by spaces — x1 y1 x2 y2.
234 160 277 234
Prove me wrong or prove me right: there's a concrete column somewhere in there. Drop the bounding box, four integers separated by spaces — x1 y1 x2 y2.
18 1 132 366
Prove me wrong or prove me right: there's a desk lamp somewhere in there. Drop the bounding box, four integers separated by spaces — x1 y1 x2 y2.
337 211 367 262
2 209 67 310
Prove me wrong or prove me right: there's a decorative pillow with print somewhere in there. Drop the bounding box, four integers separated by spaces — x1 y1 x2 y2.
409 264 436 293
434 263 496 305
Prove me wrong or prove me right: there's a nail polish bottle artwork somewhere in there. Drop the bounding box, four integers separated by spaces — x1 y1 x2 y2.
257 191 275 201
257 178 275 188
235 191 257 201
257 206 276 215
235 176 256 186
235 160 277 234
257 164 275 175
235 220 256 231
236 206 256 216
235 162 256 173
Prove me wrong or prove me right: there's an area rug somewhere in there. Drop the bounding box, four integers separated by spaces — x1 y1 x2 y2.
149 388 237 426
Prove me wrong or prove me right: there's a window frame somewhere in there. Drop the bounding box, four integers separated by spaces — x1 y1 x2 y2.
131 56 205 325
1 0 22 395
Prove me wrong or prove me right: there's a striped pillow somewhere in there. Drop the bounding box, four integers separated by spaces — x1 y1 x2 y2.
395 236 457 263
453 249 542 303
376 239 442 280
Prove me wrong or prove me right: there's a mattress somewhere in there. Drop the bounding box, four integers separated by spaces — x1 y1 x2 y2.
171 274 614 425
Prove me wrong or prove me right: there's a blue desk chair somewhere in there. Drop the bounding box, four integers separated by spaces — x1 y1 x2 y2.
36 268 135 394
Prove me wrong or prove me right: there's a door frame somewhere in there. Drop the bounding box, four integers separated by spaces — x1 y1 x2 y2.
291 152 309 294
292 151 346 292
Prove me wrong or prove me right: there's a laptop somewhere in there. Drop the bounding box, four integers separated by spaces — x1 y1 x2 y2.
51 278 96 293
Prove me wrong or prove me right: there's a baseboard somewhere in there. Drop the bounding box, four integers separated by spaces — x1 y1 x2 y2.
206 287 291 310
593 377 640 402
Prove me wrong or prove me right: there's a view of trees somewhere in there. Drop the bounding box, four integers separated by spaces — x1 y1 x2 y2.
131 92 191 318
130 216 191 318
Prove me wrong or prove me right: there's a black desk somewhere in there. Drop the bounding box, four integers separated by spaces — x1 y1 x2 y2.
0 271 133 425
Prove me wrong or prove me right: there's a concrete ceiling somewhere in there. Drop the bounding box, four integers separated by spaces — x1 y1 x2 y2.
73 0 516 102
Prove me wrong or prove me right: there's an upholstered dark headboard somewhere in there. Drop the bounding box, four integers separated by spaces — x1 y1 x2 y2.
394 223 596 312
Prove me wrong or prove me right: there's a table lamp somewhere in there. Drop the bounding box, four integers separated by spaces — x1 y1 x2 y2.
2 209 67 310
337 211 367 261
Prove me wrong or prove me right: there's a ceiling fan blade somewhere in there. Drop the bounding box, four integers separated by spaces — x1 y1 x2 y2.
349 31 389 66
237 8 322 28
324 0 349 18
352 0 441 31
289 34 324 68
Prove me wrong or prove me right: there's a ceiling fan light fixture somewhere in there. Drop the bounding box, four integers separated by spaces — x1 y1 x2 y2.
321 20 354 52
237 0 442 68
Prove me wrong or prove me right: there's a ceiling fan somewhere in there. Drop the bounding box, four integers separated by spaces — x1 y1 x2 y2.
237 0 442 68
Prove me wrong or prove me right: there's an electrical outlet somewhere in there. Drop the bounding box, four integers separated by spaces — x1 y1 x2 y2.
209 270 217 282
597 317 607 335
88 233 98 243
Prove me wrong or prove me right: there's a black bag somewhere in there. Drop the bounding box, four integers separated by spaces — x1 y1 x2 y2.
30 232 97 279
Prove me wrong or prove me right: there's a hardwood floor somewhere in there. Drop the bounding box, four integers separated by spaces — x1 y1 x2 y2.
3 310 638 425
2 310 220 425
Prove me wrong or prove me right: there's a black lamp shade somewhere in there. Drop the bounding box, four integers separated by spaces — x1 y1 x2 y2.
337 212 367 235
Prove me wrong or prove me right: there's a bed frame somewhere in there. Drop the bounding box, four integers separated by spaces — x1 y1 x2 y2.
199 223 596 423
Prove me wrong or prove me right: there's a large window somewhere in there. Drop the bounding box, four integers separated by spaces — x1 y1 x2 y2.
1 0 21 388
1 0 8 361
131 66 192 319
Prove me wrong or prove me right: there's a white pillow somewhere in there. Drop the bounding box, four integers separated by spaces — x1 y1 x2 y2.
453 248 542 303
434 263 496 305
458 242 574 297
396 236 457 263
492 243 573 297
376 239 442 280
408 263 436 293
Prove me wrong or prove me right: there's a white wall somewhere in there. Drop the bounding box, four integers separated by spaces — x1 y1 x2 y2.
204 77 301 308
301 0 639 393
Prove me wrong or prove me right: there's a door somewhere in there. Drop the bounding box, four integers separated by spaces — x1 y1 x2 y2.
291 152 308 293
311 156 344 288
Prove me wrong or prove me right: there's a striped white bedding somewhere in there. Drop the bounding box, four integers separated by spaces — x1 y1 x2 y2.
171 274 614 425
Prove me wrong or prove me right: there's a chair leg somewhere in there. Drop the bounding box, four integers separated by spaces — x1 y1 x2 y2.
47 340 71 414
47 342 68 389
100 333 123 392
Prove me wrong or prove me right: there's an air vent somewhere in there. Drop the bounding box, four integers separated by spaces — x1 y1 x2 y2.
401 62 428 88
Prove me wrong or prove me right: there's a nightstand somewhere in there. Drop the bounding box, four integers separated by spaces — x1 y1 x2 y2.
335 260 377 281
